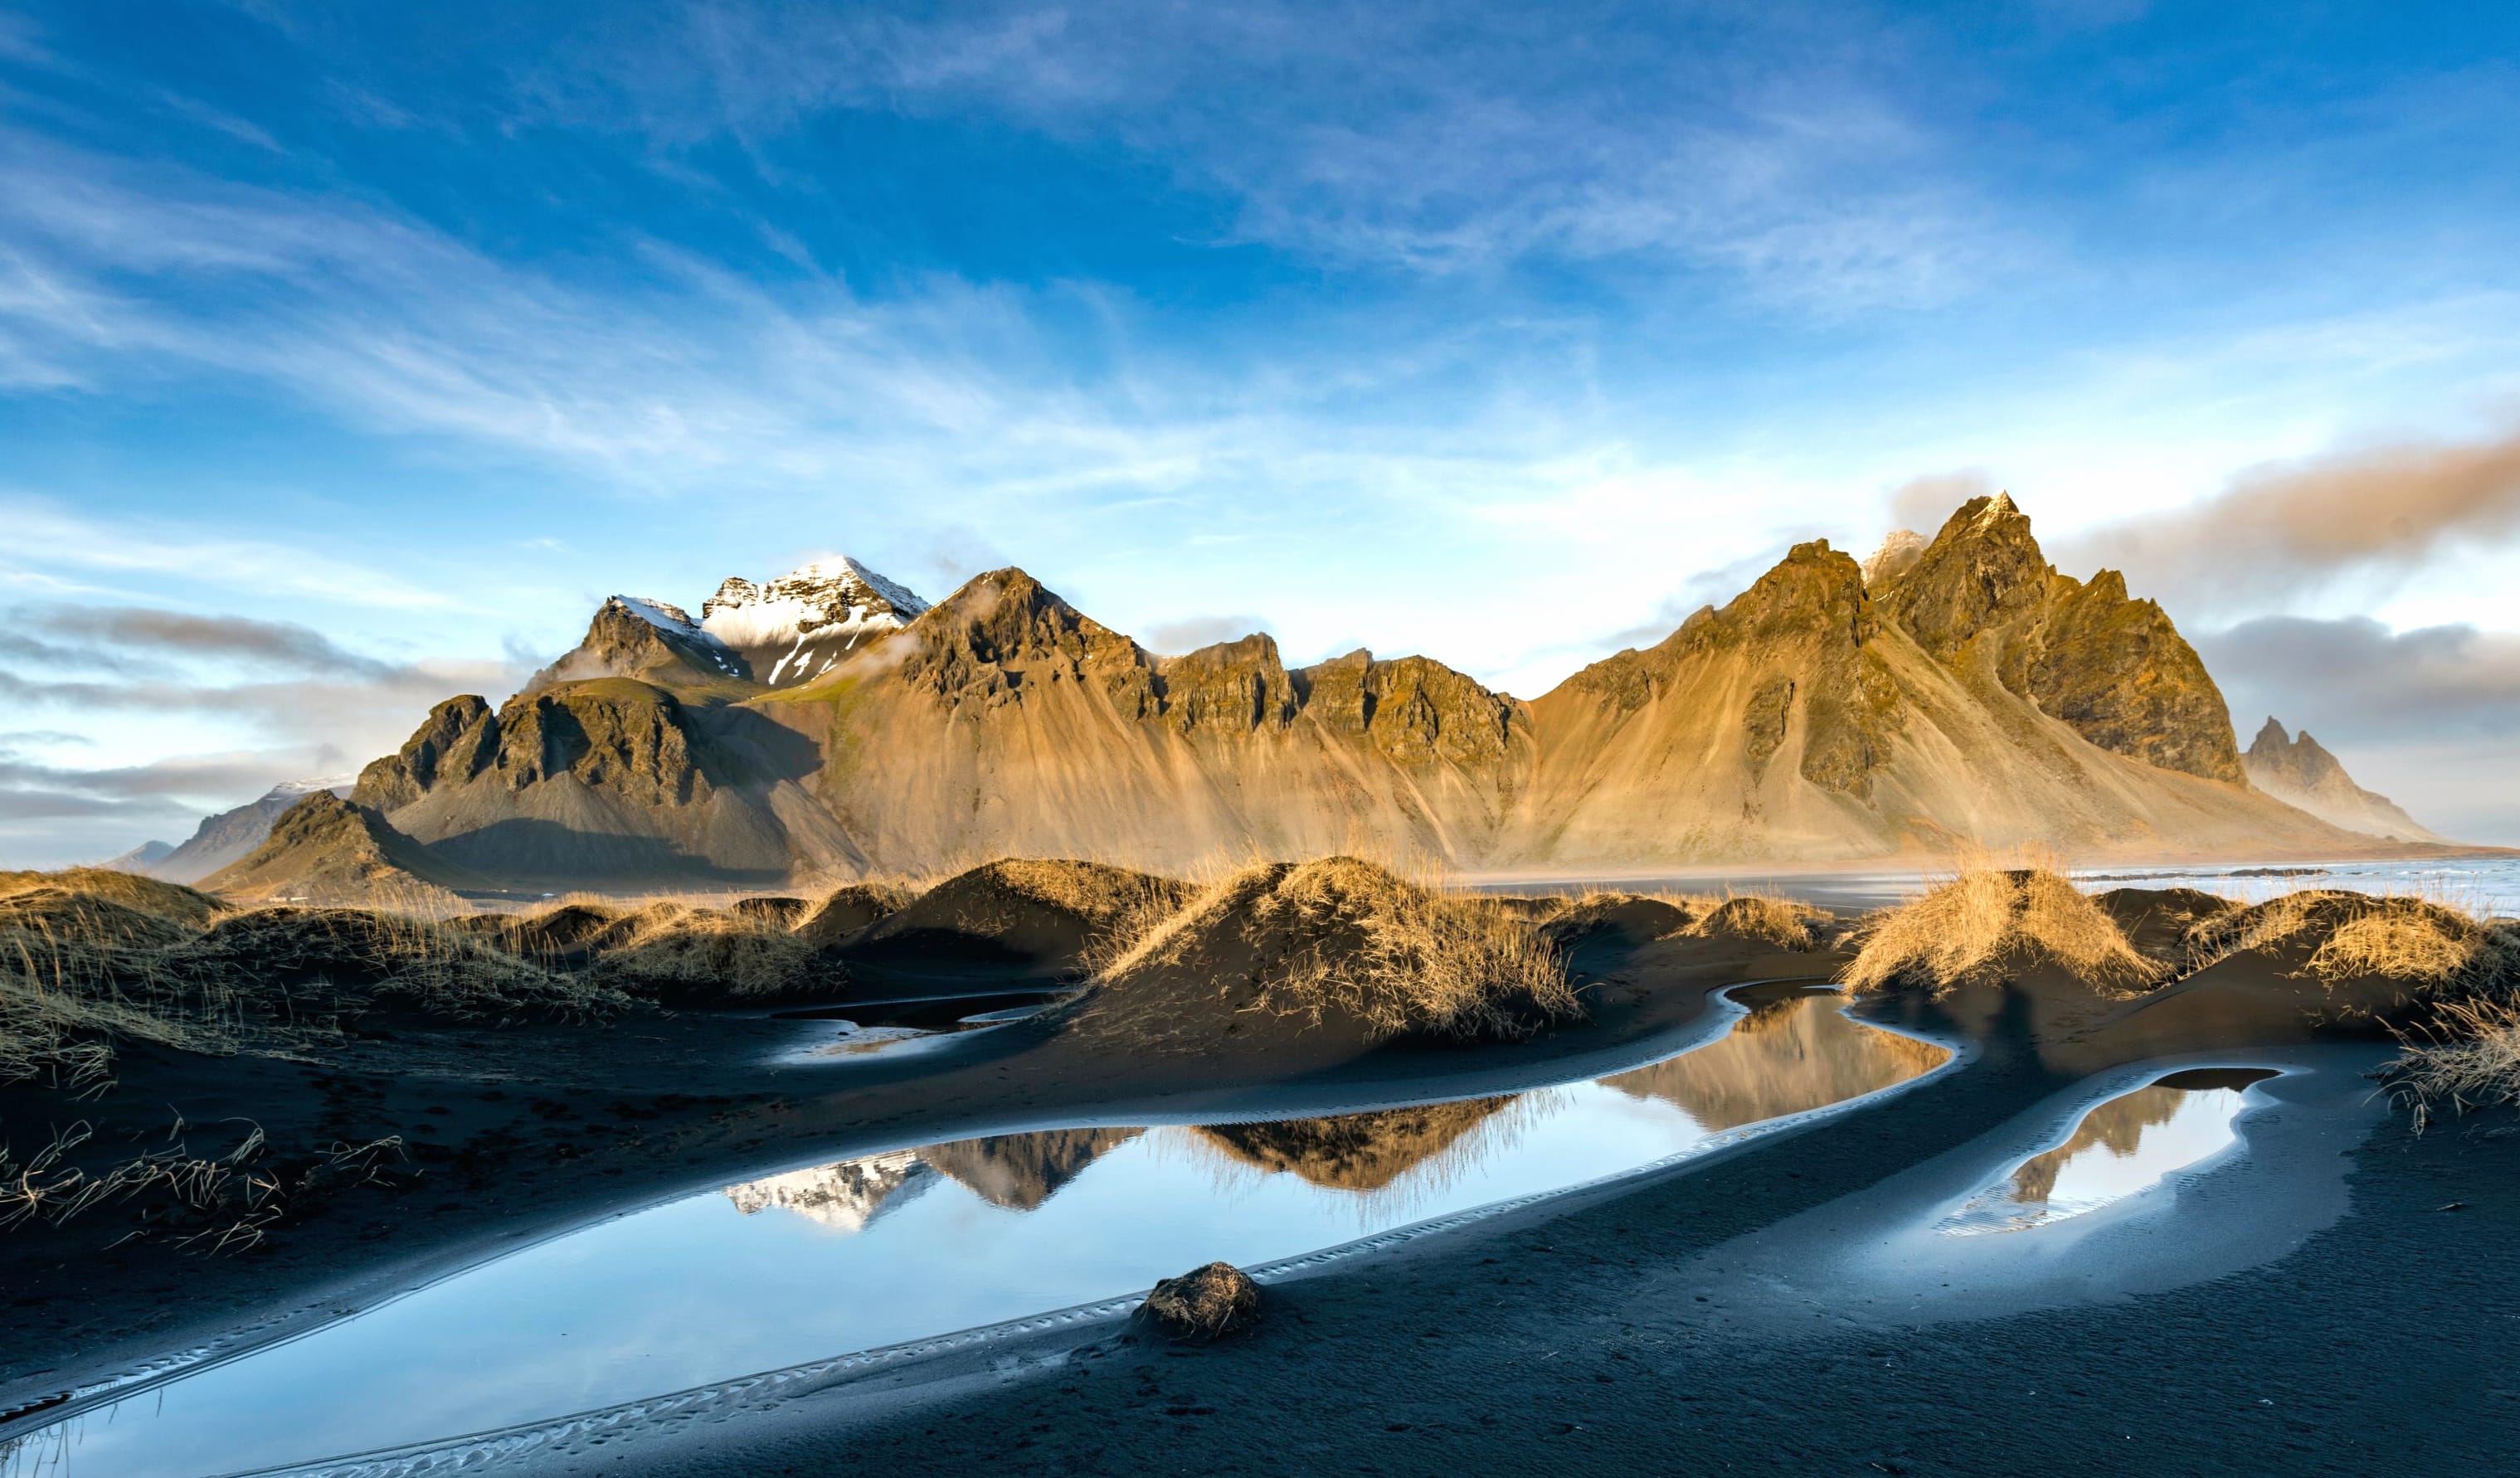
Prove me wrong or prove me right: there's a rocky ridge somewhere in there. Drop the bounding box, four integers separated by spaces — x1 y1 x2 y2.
224 495 2417 890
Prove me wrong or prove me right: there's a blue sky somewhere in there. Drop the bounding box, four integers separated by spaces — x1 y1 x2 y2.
4 0 2519 861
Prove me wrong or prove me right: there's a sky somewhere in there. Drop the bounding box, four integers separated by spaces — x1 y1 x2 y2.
2 0 2518 863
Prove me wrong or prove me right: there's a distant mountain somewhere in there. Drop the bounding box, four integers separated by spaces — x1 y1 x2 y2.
2243 717 2442 844
200 790 488 907
217 494 2423 895
124 775 360 884
100 839 175 873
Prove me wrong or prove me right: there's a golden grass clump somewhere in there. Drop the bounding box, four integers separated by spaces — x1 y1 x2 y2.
0 868 222 930
2382 995 2520 1131
1535 890 1700 945
2185 889 2513 985
1841 859 2160 995
1685 893 1824 951
591 902 820 1002
973 858 1194 974
2 885 243 1088
1108 857 1582 1043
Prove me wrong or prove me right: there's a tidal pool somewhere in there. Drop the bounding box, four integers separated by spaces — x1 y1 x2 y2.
1941 1067 2280 1234
1 990 1944 1478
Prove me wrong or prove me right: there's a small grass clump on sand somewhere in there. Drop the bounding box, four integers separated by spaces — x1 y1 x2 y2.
590 902 822 1003
2385 995 2520 1131
1685 893 1825 951
1103 857 1582 1043
1841 858 2161 995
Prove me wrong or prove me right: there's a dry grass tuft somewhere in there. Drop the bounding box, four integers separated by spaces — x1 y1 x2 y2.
1535 890 1703 945
1686 893 1824 951
1841 855 2161 995
2 884 244 1087
0 1116 411 1252
591 902 821 1002
0 868 223 929
2184 889 2514 985
2382 995 2520 1131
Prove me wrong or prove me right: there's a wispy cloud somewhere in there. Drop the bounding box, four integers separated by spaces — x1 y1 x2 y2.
522 1 2019 312
0 498 455 610
10 605 402 678
2065 420 2520 614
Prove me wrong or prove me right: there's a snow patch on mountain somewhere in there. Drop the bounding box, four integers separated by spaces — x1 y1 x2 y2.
701 557 931 686
723 1150 933 1232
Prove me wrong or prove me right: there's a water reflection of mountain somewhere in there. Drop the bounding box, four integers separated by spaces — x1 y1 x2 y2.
1194 1096 1520 1193
723 1150 934 1232
1599 993 1947 1131
2006 1086 2191 1207
917 1127 1144 1211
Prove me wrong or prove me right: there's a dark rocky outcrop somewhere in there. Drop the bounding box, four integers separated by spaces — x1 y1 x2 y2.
1296 649 1524 767
1886 494 2243 782
1159 634 1297 734
527 596 751 692
900 569 1160 716
355 695 497 812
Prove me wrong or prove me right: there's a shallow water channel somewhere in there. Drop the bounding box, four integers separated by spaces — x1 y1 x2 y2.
2 989 1945 1478
1941 1067 2280 1234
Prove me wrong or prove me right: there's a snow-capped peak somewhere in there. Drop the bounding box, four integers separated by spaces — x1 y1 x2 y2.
270 774 359 800
700 557 930 686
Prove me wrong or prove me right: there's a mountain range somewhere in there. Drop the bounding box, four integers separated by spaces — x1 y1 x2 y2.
160 494 2456 898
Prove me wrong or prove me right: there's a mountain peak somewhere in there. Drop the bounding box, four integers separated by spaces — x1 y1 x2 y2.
2243 716 2440 842
528 596 748 693
702 556 930 686
1861 529 1928 590
1885 496 2051 661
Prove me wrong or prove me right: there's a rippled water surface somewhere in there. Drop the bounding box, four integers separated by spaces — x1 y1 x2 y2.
1 992 1943 1478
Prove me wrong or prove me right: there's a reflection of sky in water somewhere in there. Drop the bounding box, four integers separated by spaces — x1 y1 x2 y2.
3 996 1937 1478
1943 1079 2259 1236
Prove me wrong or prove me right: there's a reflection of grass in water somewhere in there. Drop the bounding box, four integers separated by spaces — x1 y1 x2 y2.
1600 994 1947 1131
0 1422 74 1478
1162 1089 1567 1228
2004 1086 2192 1207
